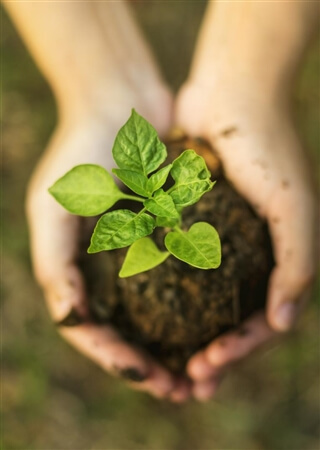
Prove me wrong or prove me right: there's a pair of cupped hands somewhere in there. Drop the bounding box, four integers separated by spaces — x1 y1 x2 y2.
26 75 317 403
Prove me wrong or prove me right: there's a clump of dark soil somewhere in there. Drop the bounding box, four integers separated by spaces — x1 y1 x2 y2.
82 136 273 373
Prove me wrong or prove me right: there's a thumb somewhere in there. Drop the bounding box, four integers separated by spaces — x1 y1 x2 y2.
266 188 317 332
43 263 89 324
26 190 90 322
267 267 313 332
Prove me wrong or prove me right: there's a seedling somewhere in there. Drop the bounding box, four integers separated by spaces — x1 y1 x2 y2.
49 110 221 277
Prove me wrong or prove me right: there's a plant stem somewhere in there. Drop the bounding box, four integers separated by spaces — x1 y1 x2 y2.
166 185 176 195
173 224 183 233
121 193 145 203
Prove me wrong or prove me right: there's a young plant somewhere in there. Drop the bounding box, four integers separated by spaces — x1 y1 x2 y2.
49 109 221 277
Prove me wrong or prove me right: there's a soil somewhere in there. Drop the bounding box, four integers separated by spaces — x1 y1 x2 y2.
81 136 274 374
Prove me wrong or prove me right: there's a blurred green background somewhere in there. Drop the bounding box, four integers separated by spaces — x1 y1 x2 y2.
2 2 319 449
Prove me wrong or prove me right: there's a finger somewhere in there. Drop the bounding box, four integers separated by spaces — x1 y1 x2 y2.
187 313 276 383
60 323 177 398
266 184 317 332
192 377 222 402
169 377 192 403
204 312 276 369
26 165 93 320
187 350 224 381
28 205 81 282
127 363 179 399
44 263 89 323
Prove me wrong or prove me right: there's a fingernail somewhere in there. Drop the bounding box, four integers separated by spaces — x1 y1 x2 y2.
274 302 297 331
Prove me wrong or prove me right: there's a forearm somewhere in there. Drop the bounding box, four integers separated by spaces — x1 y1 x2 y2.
3 1 166 120
190 1 319 95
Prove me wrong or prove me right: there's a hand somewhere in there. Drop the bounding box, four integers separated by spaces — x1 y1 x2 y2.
26 94 191 401
175 78 317 401
9 0 191 401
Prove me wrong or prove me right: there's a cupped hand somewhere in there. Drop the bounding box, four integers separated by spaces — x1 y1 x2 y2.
175 80 318 401
26 98 192 401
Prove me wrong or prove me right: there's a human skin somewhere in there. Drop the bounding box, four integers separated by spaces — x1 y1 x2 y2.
175 0 319 401
3 0 191 401
4 0 318 402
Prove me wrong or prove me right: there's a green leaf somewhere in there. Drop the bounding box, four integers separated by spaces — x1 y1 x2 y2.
112 169 149 197
146 164 172 194
49 164 125 216
144 189 179 218
112 109 167 176
155 216 180 228
88 209 155 253
164 222 221 269
119 238 169 278
169 150 214 208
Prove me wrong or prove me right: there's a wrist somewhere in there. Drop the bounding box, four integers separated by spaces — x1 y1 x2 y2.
190 1 319 102
189 40 299 104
